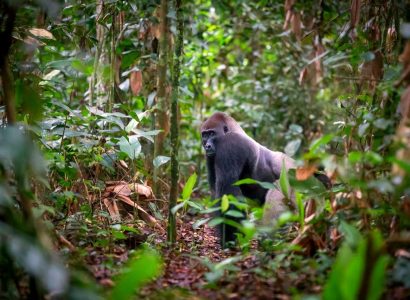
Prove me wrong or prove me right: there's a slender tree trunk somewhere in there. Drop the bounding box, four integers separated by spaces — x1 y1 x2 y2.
153 0 169 196
0 4 16 124
168 0 184 245
89 0 107 107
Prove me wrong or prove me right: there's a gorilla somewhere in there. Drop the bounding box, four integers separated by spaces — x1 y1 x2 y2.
200 112 330 247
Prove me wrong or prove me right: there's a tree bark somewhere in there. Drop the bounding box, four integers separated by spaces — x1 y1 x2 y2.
168 0 184 245
153 0 170 196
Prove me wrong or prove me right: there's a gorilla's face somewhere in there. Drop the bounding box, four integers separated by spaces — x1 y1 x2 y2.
201 130 217 157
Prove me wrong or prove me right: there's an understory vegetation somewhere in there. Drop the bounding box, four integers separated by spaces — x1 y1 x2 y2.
0 0 409 299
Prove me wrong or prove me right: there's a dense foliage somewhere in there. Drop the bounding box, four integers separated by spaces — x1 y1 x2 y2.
0 0 409 299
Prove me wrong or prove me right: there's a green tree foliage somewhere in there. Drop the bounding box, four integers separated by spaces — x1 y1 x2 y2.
1 0 409 298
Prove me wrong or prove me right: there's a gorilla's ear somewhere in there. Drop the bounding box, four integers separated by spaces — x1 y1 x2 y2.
223 125 229 133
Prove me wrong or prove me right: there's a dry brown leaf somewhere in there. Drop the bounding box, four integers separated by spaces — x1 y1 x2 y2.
296 165 317 181
350 0 361 29
106 180 128 185
113 184 132 196
103 198 121 222
130 70 143 95
106 181 153 198
29 28 54 39
116 195 165 233
128 183 153 198
119 160 128 169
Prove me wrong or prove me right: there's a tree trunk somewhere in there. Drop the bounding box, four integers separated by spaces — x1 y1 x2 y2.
89 0 108 107
153 0 170 196
168 0 184 245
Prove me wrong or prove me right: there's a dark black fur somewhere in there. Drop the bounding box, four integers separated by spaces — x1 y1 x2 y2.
201 112 332 247
201 113 295 246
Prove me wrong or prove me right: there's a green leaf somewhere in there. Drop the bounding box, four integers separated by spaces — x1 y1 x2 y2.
339 221 362 248
284 139 301 156
296 192 304 227
111 249 161 300
309 134 334 154
186 200 203 210
171 201 185 215
118 136 141 160
234 178 258 185
358 123 370 137
234 178 276 190
279 160 290 199
225 210 244 218
221 195 229 212
181 173 197 200
208 217 224 227
153 155 170 168
193 218 211 229
125 119 139 133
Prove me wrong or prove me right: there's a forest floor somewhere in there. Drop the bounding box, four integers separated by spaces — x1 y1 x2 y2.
79 211 307 300
142 217 294 300
74 208 408 300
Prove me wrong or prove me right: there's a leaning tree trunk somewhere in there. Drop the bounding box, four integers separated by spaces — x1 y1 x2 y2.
167 0 184 245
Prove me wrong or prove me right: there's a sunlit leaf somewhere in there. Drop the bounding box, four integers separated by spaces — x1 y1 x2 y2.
118 136 141 160
181 173 197 200
153 155 170 168
221 195 229 213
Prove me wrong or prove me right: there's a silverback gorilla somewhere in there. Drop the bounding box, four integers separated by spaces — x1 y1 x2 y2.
201 112 330 247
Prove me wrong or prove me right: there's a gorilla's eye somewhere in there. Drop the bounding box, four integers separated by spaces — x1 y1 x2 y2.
223 126 228 133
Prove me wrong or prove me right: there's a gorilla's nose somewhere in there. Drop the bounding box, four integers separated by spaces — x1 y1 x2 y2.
205 144 212 151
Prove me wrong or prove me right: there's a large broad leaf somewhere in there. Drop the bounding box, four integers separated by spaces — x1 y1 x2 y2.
111 249 161 300
153 155 170 168
181 173 197 200
117 136 141 160
131 128 161 143
125 118 139 133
